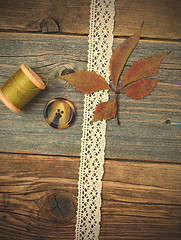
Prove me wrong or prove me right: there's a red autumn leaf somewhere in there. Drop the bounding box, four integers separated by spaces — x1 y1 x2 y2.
123 79 161 99
92 96 117 123
122 52 169 88
61 71 112 94
109 22 143 88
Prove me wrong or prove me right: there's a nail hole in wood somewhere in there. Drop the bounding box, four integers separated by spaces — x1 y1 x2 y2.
165 119 171 124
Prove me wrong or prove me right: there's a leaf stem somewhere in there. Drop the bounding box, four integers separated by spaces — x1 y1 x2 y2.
110 87 116 93
118 89 124 94
116 92 120 125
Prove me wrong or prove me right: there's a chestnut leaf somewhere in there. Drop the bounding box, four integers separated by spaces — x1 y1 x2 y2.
109 22 143 88
58 23 170 125
122 52 169 88
92 96 117 123
61 71 112 94
123 79 161 99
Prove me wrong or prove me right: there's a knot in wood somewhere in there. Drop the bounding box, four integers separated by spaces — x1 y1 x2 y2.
46 192 76 221
40 18 60 33
61 68 75 76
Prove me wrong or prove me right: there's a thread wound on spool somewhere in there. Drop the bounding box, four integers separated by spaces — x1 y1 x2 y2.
21 64 45 90
0 89 20 113
0 64 46 113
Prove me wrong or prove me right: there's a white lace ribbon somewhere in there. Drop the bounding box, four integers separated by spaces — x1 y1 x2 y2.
75 1 115 239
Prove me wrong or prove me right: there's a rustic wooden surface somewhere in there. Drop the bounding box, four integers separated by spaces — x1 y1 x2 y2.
0 33 180 161
0 0 181 239
0 153 181 239
0 0 180 40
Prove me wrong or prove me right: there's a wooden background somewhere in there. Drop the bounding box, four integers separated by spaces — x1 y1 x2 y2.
0 0 181 239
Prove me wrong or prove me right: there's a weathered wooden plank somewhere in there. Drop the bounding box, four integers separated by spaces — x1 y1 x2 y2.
0 153 181 239
0 0 181 40
0 33 180 161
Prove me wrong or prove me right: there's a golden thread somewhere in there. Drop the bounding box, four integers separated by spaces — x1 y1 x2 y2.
0 66 46 110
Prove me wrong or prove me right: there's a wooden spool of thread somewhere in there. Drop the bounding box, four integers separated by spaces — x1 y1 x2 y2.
0 64 46 113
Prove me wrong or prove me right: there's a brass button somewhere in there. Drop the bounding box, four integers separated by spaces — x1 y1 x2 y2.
44 98 75 129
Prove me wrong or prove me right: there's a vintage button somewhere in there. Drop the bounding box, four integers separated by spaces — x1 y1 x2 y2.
43 98 75 129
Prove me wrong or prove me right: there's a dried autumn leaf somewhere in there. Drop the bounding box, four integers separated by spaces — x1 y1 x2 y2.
109 22 143 88
61 71 112 94
123 79 161 99
92 96 117 123
122 52 169 88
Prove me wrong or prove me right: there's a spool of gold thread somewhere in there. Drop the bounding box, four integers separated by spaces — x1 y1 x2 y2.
0 64 46 113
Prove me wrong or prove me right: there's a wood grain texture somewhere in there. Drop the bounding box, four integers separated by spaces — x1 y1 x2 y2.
0 33 180 162
0 153 180 239
0 2 180 239
0 0 181 40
